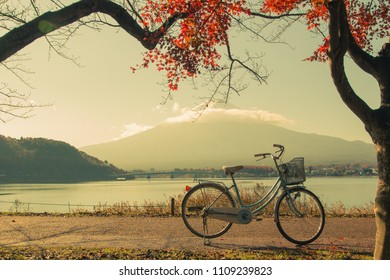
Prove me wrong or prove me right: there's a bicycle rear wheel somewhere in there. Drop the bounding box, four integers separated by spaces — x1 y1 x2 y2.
275 187 325 245
181 183 235 238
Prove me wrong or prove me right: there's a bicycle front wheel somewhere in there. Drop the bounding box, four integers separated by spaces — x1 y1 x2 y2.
275 187 325 245
181 183 235 238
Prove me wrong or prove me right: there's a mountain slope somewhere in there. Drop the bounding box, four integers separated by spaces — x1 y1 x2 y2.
81 120 376 170
0 135 125 182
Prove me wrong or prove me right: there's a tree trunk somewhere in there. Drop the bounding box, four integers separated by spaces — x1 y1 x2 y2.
371 45 390 259
370 110 390 259
374 149 390 259
327 0 390 259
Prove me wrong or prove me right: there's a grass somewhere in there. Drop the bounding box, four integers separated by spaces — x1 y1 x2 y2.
3 183 375 218
72 184 375 218
0 246 372 260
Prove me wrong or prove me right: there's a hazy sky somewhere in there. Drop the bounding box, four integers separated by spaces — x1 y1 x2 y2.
0 13 382 148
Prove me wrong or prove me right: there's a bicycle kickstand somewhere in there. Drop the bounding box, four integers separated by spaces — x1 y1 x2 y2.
202 217 211 246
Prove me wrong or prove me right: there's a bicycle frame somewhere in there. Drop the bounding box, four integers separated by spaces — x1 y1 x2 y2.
202 147 304 217
228 173 284 216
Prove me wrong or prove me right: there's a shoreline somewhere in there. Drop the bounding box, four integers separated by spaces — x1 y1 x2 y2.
0 174 379 184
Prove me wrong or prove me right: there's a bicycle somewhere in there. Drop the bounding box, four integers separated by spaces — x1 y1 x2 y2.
181 144 325 245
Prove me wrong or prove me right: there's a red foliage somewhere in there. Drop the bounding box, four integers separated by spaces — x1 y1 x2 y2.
137 0 250 90
261 0 389 62
261 0 304 14
134 0 389 90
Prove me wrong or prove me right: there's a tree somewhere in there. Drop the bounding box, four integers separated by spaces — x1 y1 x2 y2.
260 0 389 259
1 0 291 120
326 0 389 260
1 0 389 258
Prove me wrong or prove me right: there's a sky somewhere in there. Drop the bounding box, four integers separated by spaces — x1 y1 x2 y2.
0 7 383 148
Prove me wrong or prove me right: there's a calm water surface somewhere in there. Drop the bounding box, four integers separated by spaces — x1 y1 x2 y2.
0 177 377 212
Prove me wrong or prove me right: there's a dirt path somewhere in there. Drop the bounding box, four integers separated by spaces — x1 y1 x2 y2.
0 216 375 253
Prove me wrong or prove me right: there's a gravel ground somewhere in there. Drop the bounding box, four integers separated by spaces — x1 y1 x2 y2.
0 215 375 253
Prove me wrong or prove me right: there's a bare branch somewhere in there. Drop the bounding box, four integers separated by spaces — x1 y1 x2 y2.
1 56 34 89
125 0 147 30
250 11 306 20
192 74 229 121
225 37 268 85
0 83 48 122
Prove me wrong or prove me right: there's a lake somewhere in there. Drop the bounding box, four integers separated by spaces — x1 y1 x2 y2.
0 177 378 213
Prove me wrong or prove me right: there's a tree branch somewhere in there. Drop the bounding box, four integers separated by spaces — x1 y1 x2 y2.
125 0 147 30
327 0 373 125
250 11 306 19
0 83 47 122
0 0 93 62
339 3 377 76
0 0 190 63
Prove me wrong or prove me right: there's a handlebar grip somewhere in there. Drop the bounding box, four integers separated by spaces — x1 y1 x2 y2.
273 144 285 159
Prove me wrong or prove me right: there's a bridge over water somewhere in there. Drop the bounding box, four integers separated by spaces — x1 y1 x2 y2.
108 170 222 180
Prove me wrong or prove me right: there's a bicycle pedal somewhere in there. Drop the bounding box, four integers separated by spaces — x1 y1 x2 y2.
255 217 263 221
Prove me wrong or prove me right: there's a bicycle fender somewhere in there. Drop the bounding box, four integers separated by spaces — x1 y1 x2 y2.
273 186 306 221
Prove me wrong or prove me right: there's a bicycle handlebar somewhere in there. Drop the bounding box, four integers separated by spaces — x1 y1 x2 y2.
254 144 285 160
254 152 271 159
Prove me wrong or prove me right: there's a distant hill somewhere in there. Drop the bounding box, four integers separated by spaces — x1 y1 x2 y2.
81 119 376 170
0 135 126 183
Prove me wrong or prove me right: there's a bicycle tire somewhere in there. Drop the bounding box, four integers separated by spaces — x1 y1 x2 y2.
275 187 325 245
181 182 236 239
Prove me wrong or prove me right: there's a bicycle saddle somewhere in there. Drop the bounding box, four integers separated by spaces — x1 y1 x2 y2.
223 165 244 175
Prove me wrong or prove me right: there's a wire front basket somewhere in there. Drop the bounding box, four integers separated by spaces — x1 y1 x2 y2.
279 157 306 185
